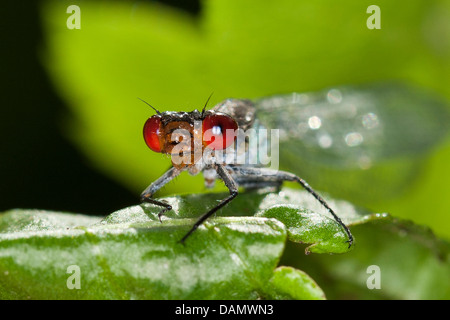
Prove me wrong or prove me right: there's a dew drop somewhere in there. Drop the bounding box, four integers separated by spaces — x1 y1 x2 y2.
345 132 363 147
362 113 379 129
327 89 343 104
318 134 333 149
308 116 322 130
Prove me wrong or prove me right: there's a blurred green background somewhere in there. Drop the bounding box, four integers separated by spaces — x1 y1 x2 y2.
1 0 450 244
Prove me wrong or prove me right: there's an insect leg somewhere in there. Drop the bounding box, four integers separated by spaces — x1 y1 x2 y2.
140 166 183 221
179 163 238 244
229 166 353 248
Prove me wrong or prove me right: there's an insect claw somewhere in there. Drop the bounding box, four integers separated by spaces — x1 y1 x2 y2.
177 237 187 246
157 204 172 222
345 239 354 249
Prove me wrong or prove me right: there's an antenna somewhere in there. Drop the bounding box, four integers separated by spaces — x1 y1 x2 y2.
137 97 161 115
201 92 214 117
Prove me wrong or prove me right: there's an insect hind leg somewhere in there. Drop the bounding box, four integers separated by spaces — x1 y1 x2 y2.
228 165 353 248
235 178 283 192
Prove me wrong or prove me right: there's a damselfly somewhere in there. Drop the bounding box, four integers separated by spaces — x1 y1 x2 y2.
139 94 354 247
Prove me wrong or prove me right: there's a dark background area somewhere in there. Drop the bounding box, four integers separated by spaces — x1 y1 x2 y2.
0 0 199 215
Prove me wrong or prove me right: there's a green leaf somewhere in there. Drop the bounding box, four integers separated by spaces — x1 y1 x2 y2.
264 266 326 300
259 206 350 254
0 210 288 299
255 189 386 254
281 214 450 300
1 188 448 299
117 188 368 254
0 187 363 299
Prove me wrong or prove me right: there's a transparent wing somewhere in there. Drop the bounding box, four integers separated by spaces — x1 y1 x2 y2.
254 83 450 170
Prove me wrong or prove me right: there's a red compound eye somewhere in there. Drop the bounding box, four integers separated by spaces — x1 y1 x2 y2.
202 114 238 150
143 116 162 152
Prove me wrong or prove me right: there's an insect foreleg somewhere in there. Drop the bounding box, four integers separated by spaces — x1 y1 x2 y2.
179 163 238 244
140 166 183 221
